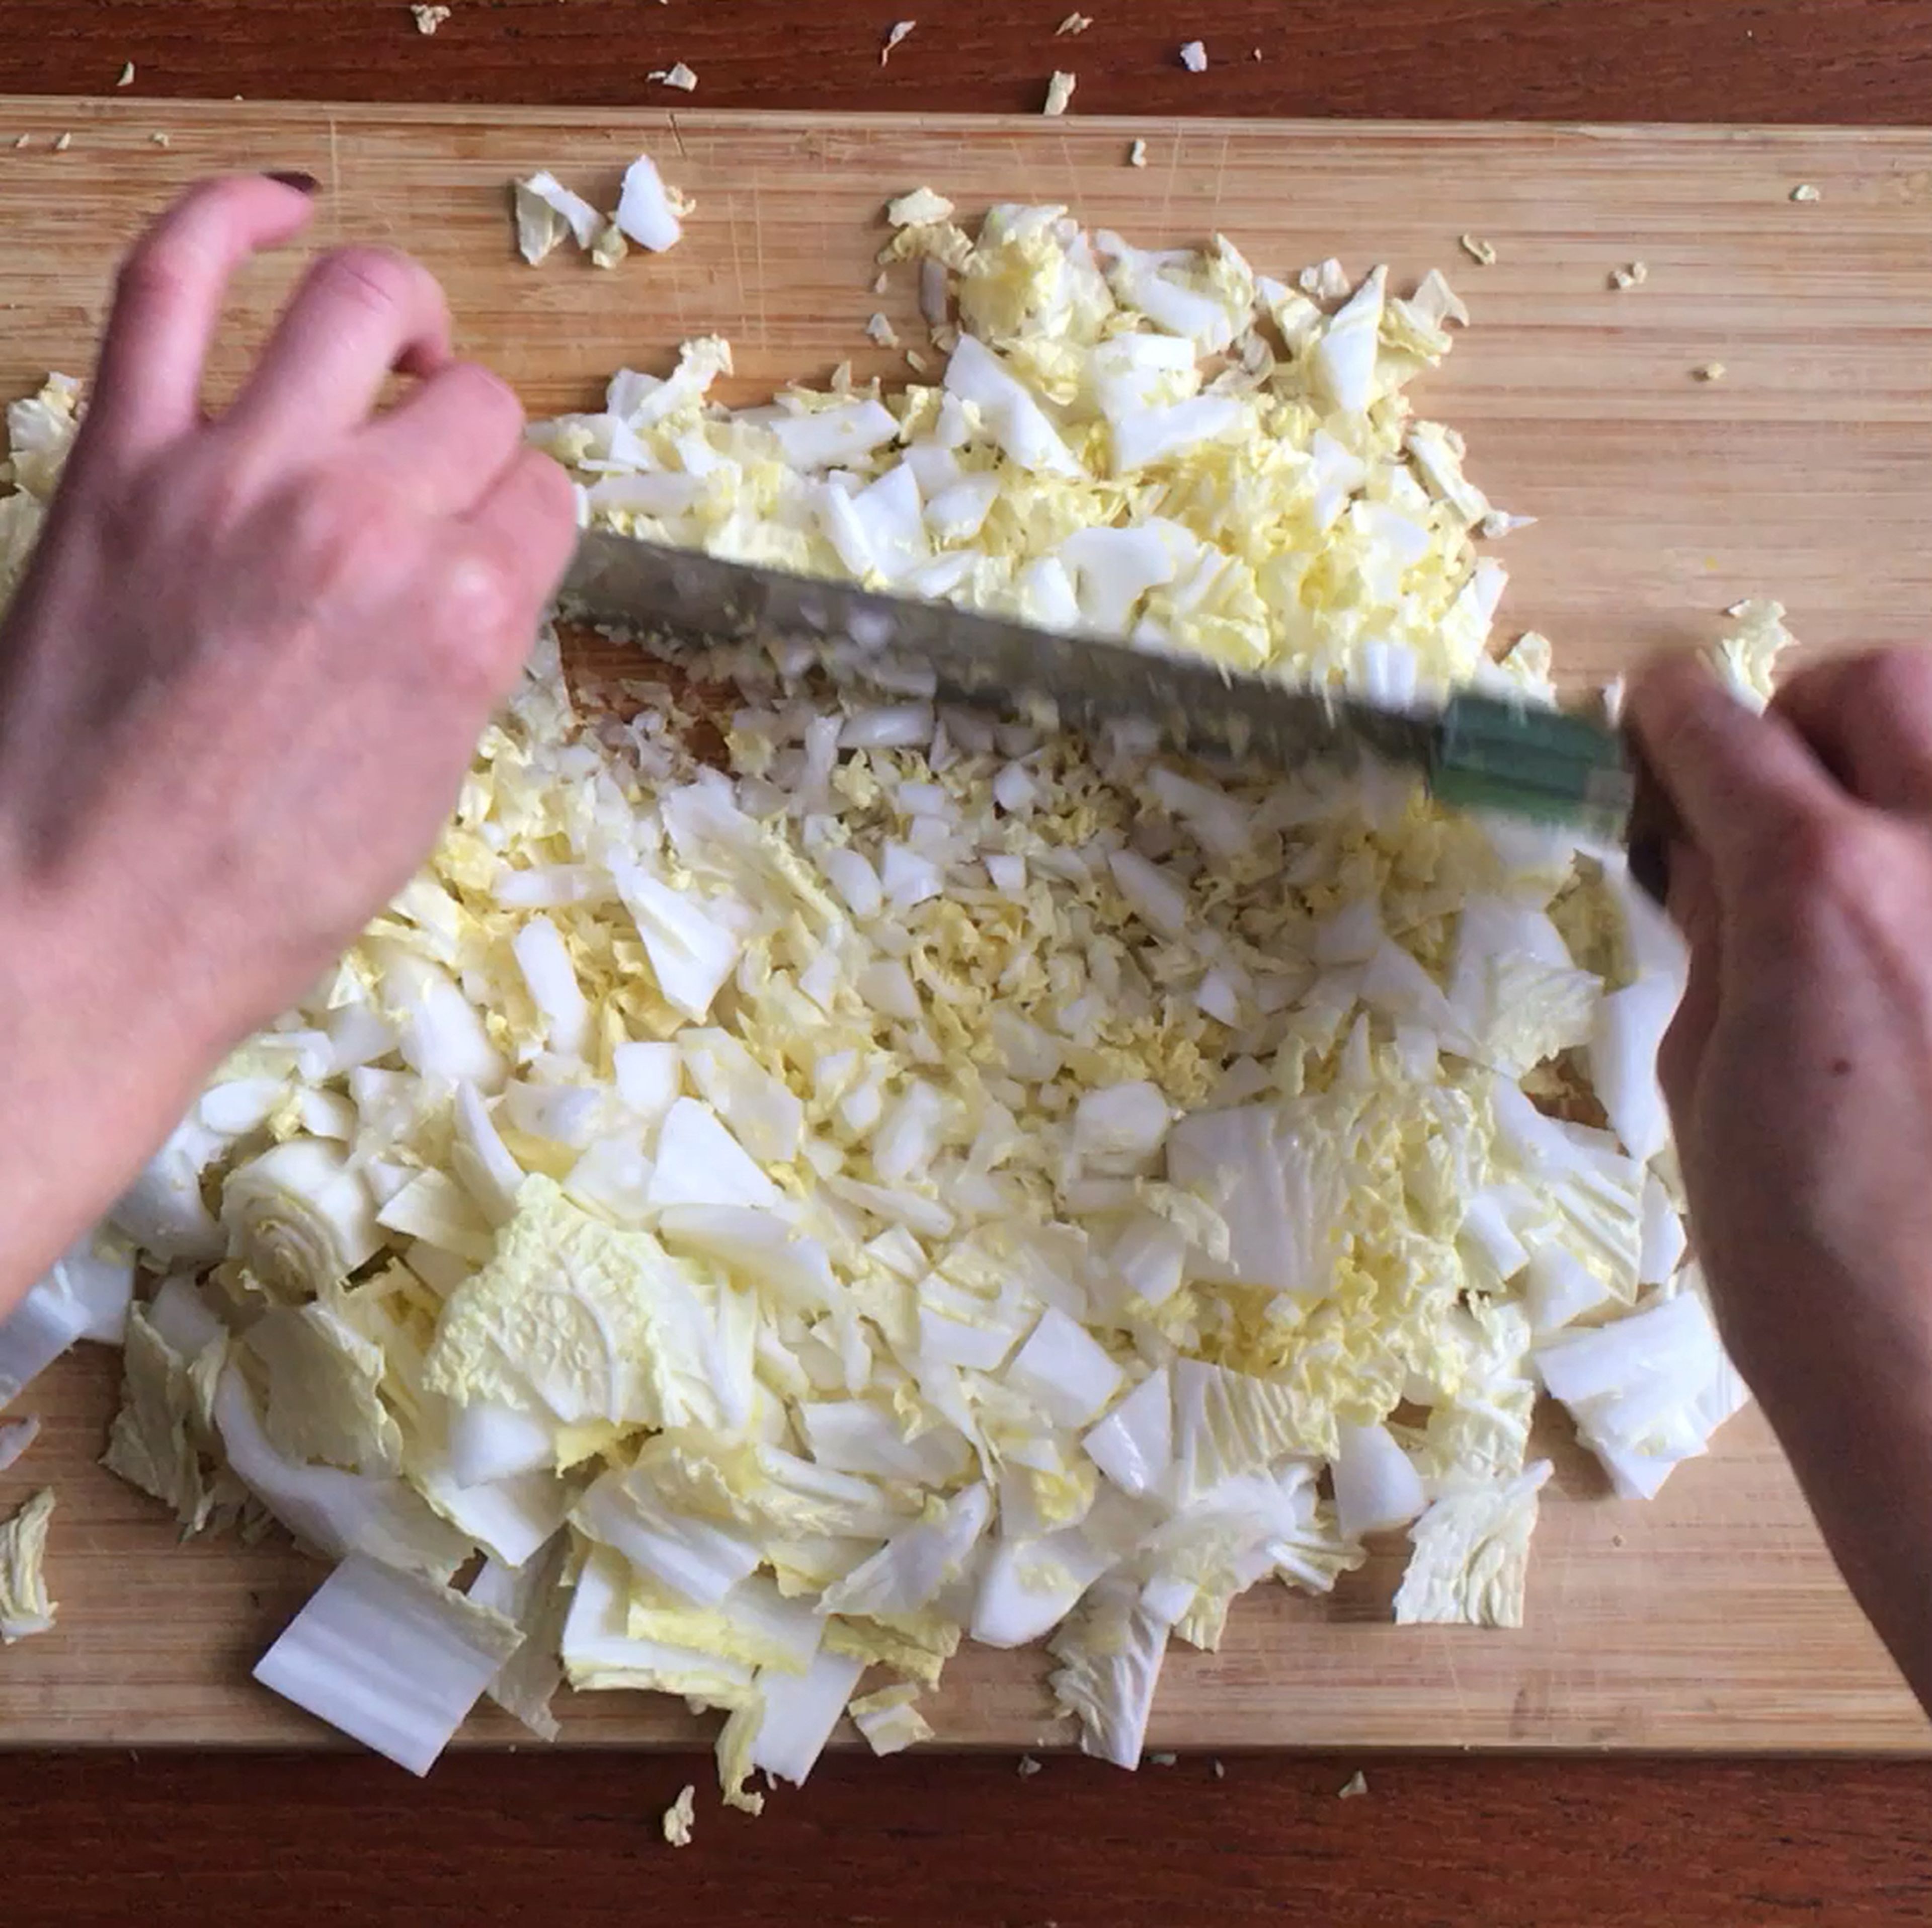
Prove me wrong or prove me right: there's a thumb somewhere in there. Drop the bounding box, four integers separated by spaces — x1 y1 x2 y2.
1656 838 1720 1117
1629 652 1849 908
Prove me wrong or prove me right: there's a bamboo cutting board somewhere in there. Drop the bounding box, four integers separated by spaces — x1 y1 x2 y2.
1 100 1929 1755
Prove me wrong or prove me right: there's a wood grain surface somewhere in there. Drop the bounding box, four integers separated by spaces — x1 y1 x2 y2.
7 1748 1932 1928
3 99 1928 1761
5 0 1932 125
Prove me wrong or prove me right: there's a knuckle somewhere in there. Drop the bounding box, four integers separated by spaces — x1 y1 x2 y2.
523 449 579 531
195 458 263 537
282 475 395 583
1645 693 1734 780
307 245 422 324
450 360 525 428
113 238 196 314
1780 809 1873 896
1852 647 1932 722
433 362 527 455
440 552 526 645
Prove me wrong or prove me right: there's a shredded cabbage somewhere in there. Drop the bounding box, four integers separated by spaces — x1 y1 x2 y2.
0 189 1780 1792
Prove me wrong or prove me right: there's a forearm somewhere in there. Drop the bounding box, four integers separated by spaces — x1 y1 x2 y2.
0 890 214 1317
1746 1290 1932 1715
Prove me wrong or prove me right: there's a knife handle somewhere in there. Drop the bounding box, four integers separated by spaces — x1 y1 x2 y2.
1426 693 1634 840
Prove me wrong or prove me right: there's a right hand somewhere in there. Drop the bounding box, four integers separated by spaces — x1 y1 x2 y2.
1632 648 1932 1709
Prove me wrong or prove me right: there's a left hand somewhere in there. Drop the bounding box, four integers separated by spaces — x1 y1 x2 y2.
0 174 577 1314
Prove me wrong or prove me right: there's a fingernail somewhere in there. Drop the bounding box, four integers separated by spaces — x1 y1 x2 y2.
263 170 319 194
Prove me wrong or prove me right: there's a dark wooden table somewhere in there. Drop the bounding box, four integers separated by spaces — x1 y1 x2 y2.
7 5 1932 1922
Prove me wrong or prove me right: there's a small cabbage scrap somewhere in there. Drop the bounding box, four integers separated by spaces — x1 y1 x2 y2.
1714 599 1797 712
514 155 688 265
663 1783 698 1846
0 1487 55 1642
515 174 599 264
615 155 686 254
849 1681 933 1754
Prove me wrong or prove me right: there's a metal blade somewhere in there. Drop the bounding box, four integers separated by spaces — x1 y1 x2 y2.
559 532 1436 776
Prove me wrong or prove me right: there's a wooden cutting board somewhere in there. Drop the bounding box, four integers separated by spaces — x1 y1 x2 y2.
1 99 1928 1755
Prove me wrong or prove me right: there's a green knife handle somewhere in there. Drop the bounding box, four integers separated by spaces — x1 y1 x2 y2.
1427 692 1636 844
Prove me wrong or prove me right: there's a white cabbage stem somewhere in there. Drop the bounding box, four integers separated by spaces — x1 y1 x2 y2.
220 1138 382 1297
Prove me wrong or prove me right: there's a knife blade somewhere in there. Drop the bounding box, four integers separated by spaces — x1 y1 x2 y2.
558 531 1634 839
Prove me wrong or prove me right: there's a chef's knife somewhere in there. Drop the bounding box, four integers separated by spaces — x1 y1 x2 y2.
558 531 1636 843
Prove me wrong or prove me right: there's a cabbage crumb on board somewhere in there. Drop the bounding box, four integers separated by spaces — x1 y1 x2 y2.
0 189 1786 1797
513 151 689 266
0 1488 56 1643
663 1782 698 1845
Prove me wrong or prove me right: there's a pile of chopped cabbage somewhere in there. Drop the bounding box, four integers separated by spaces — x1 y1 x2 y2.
0 192 1778 1798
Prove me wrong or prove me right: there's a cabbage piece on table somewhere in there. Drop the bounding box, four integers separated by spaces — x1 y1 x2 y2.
0 1487 56 1643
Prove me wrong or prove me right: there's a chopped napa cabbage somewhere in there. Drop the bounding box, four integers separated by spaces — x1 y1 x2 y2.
1006 1308 1123 1428
627 1572 825 1675
1082 1369 1174 1498
245 1300 404 1477
515 173 601 263
1047 1573 1172 1768
1330 1421 1426 1540
1714 599 1797 711
220 1138 382 1298
254 1552 523 1775
614 153 686 254
970 1505 1135 1649
663 1783 698 1846
106 1114 230 1263
0 1487 56 1642
1535 1291 1746 1499
848 1680 933 1754
213 1366 472 1580
101 1301 228 1533
418 1461 572 1571
574 1466 763 1607
648 1098 782 1210
561 1546 757 1705
821 1607 960 1685
821 1480 992 1616
1393 1461 1552 1628
744 1647 867 1785
425 1175 757 1436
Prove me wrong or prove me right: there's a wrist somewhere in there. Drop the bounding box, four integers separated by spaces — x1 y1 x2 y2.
0 877 220 1315
1742 1291 1932 1711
